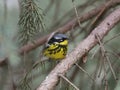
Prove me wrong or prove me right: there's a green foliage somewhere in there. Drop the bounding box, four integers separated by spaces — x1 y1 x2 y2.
18 0 45 45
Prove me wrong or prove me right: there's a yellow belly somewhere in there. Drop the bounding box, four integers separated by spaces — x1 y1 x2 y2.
43 44 67 60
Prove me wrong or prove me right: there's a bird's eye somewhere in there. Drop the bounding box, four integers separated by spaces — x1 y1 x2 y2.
60 39 63 42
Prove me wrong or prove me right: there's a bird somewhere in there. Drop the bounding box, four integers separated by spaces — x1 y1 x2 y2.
43 33 68 60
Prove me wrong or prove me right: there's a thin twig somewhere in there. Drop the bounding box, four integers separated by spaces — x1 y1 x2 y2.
75 63 94 81
95 34 117 80
97 51 104 78
87 0 110 32
58 74 80 90
91 32 120 59
72 0 82 28
104 32 120 44
49 0 97 31
103 56 108 90
106 55 118 80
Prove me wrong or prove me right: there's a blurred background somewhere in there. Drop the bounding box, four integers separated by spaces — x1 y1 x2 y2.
0 0 120 90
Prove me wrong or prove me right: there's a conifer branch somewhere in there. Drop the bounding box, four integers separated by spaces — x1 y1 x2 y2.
18 0 44 45
37 8 120 90
20 0 120 54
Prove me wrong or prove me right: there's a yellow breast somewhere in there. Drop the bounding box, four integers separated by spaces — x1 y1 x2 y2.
43 44 68 60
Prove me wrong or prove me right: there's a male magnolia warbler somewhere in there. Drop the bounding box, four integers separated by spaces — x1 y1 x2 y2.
43 33 68 60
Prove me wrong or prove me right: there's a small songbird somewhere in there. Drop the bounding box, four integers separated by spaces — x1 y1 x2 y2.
43 33 68 60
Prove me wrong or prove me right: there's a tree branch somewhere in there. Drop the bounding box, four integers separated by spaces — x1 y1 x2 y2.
19 0 120 54
36 8 120 90
0 0 120 66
